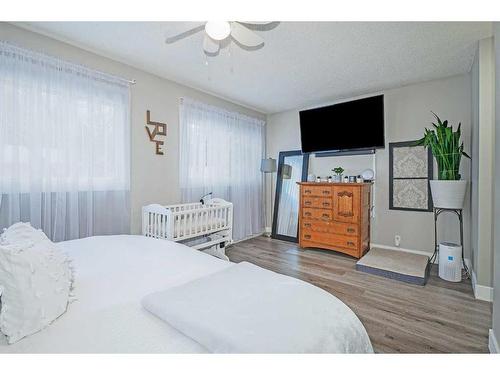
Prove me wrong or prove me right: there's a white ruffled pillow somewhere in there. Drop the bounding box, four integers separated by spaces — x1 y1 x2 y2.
0 222 50 245
0 223 74 344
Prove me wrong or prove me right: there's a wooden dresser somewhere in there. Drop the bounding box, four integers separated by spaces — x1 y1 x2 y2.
297 182 372 259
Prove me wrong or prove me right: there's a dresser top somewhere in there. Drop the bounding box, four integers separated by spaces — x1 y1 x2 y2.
297 181 373 186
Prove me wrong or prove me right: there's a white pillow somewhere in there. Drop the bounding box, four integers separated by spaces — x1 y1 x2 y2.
0 222 49 245
0 223 73 344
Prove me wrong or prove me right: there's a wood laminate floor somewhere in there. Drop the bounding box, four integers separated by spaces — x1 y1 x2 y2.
226 236 492 353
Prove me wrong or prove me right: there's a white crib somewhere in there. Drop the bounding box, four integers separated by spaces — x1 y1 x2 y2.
142 199 233 253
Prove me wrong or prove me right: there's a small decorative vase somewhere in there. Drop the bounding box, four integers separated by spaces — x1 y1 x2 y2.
333 175 342 183
430 180 468 209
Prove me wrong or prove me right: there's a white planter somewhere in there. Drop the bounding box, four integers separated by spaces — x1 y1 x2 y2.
430 180 468 209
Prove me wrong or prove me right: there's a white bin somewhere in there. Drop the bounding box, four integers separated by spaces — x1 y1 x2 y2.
438 242 462 282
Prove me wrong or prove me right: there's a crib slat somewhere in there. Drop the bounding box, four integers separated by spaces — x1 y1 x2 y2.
155 213 158 238
215 208 219 229
183 212 187 239
162 213 166 238
151 213 154 237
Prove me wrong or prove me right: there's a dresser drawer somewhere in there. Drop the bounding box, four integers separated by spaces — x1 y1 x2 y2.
301 230 359 250
302 208 333 221
302 197 333 209
301 220 358 236
301 186 333 197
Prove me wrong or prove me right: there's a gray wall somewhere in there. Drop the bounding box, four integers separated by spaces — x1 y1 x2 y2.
492 22 500 351
471 45 479 274
470 38 495 288
267 74 472 256
0 22 265 235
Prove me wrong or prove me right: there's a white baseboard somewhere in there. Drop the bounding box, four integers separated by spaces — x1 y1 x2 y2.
468 260 494 302
490 329 499 353
265 226 271 234
230 231 265 245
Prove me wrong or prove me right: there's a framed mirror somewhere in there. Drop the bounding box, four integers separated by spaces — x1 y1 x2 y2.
271 150 309 242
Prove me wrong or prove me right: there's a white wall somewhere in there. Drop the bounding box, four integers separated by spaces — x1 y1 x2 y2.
267 74 472 256
471 44 480 277
0 22 265 234
491 22 500 352
470 37 496 289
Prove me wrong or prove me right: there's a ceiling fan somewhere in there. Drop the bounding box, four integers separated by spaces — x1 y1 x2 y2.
165 21 275 55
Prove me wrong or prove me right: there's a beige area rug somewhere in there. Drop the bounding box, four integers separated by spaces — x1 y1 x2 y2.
355 248 430 285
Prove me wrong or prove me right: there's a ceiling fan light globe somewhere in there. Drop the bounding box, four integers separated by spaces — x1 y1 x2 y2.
205 21 231 41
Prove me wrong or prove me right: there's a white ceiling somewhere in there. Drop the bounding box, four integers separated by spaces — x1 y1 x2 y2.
16 22 492 114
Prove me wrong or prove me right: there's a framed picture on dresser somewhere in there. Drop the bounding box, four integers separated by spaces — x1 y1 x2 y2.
389 140 434 212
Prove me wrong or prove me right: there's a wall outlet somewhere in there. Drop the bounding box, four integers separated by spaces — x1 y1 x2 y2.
394 235 401 247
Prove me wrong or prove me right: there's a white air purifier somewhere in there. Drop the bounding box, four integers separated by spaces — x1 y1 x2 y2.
438 242 462 282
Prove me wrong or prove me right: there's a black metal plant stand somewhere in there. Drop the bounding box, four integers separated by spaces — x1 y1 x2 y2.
430 207 470 279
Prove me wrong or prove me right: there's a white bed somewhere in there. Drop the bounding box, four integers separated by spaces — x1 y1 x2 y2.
0 235 371 353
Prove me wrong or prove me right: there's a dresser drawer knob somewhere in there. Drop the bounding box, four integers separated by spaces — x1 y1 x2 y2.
322 202 330 207
322 190 330 195
304 201 312 205
304 234 311 239
304 189 312 194
322 213 330 218
305 212 312 216
347 241 355 246
304 223 311 228
347 228 355 233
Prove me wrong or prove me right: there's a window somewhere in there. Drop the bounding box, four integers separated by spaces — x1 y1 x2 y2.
0 41 130 241
179 98 264 241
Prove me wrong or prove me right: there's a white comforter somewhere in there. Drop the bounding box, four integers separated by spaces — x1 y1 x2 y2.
143 261 373 353
0 235 228 353
0 235 372 353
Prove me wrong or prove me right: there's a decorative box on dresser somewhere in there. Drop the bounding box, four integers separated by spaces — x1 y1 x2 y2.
297 182 372 259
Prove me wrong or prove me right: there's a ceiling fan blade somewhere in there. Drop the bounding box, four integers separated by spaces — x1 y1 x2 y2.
165 24 205 44
203 35 220 55
230 22 264 47
238 21 274 25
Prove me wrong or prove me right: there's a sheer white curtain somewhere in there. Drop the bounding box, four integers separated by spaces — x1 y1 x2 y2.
0 41 130 242
179 98 264 241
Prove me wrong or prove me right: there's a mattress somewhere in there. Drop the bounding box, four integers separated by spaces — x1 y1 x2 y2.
0 234 371 353
0 235 231 353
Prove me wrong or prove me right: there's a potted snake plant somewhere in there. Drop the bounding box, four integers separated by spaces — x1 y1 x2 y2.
332 167 344 183
415 112 470 209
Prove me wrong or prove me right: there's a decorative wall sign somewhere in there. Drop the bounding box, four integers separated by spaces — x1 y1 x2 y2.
389 140 433 212
145 110 167 155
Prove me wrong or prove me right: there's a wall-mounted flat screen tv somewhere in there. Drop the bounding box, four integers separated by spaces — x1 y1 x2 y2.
299 95 385 153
